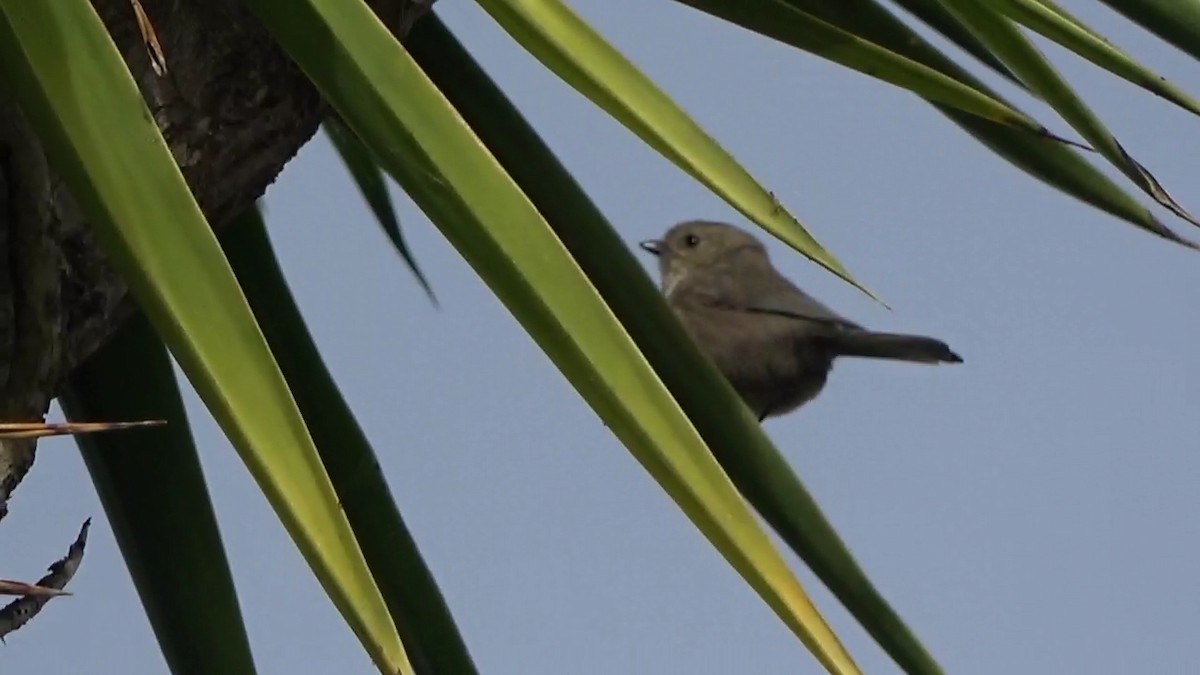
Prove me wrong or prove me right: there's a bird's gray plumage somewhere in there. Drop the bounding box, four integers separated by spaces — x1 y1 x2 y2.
640 220 961 419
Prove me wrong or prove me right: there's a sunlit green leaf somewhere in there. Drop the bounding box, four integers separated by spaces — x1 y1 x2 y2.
0 2 408 672
407 14 944 675
243 1 861 671
474 0 876 300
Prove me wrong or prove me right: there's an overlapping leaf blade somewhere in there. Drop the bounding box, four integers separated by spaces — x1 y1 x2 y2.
407 14 945 675
675 0 1049 136
0 2 408 672
220 206 476 675
473 0 875 300
888 0 1022 84
60 315 257 675
242 0 861 672
771 0 1195 246
324 115 437 303
985 0 1200 117
937 0 1200 228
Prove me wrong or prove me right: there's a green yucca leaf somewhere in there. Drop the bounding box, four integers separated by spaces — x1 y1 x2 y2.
323 116 437 303
0 2 409 671
984 0 1200 118
407 13 943 675
936 0 1200 228
243 0 862 671
221 205 477 675
61 315 258 675
474 0 875 300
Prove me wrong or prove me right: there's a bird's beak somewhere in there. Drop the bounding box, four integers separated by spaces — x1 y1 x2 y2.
639 239 663 256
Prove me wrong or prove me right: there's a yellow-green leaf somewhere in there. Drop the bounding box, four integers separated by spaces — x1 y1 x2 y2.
407 14 946 674
243 0 860 671
0 2 408 672
473 0 876 300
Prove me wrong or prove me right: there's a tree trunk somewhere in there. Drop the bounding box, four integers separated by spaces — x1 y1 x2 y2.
0 0 419 629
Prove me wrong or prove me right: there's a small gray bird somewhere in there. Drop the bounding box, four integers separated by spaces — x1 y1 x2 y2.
640 220 961 420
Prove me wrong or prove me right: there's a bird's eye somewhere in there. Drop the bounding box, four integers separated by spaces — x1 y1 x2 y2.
683 234 700 248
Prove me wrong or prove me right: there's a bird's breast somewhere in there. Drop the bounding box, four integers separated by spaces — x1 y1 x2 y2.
674 301 834 418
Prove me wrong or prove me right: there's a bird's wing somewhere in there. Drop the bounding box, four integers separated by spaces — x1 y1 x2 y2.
730 266 861 331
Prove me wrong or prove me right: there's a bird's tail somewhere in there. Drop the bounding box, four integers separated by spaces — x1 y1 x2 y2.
831 330 962 364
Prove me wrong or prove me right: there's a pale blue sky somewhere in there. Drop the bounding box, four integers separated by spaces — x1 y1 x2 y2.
8 1 1200 673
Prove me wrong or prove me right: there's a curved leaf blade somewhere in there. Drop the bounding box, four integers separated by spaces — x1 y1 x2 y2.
473 0 876 301
221 205 477 675
771 0 1196 247
245 1 861 672
407 15 945 675
675 0 1053 138
323 116 437 304
889 0 1022 85
0 521 89 637
940 0 1200 228
60 315 258 675
0 3 409 672
989 0 1200 118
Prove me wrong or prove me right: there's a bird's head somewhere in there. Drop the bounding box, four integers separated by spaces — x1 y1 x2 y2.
639 220 766 296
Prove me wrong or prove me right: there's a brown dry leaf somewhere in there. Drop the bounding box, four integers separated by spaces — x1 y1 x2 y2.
0 580 71 597
0 420 165 439
131 0 167 76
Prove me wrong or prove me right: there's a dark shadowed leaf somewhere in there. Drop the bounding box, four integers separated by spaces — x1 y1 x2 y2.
888 0 1022 84
768 0 1196 247
0 2 408 670
323 115 437 304
984 0 1200 118
407 14 944 675
676 0 1048 137
936 0 1200 228
61 314 258 675
220 205 476 675
243 0 861 670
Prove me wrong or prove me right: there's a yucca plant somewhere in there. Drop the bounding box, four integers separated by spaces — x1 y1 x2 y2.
0 0 1193 673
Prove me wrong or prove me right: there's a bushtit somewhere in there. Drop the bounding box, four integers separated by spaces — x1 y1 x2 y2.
640 220 961 420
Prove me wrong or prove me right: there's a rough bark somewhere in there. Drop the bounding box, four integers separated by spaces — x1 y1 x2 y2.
0 0 419 630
